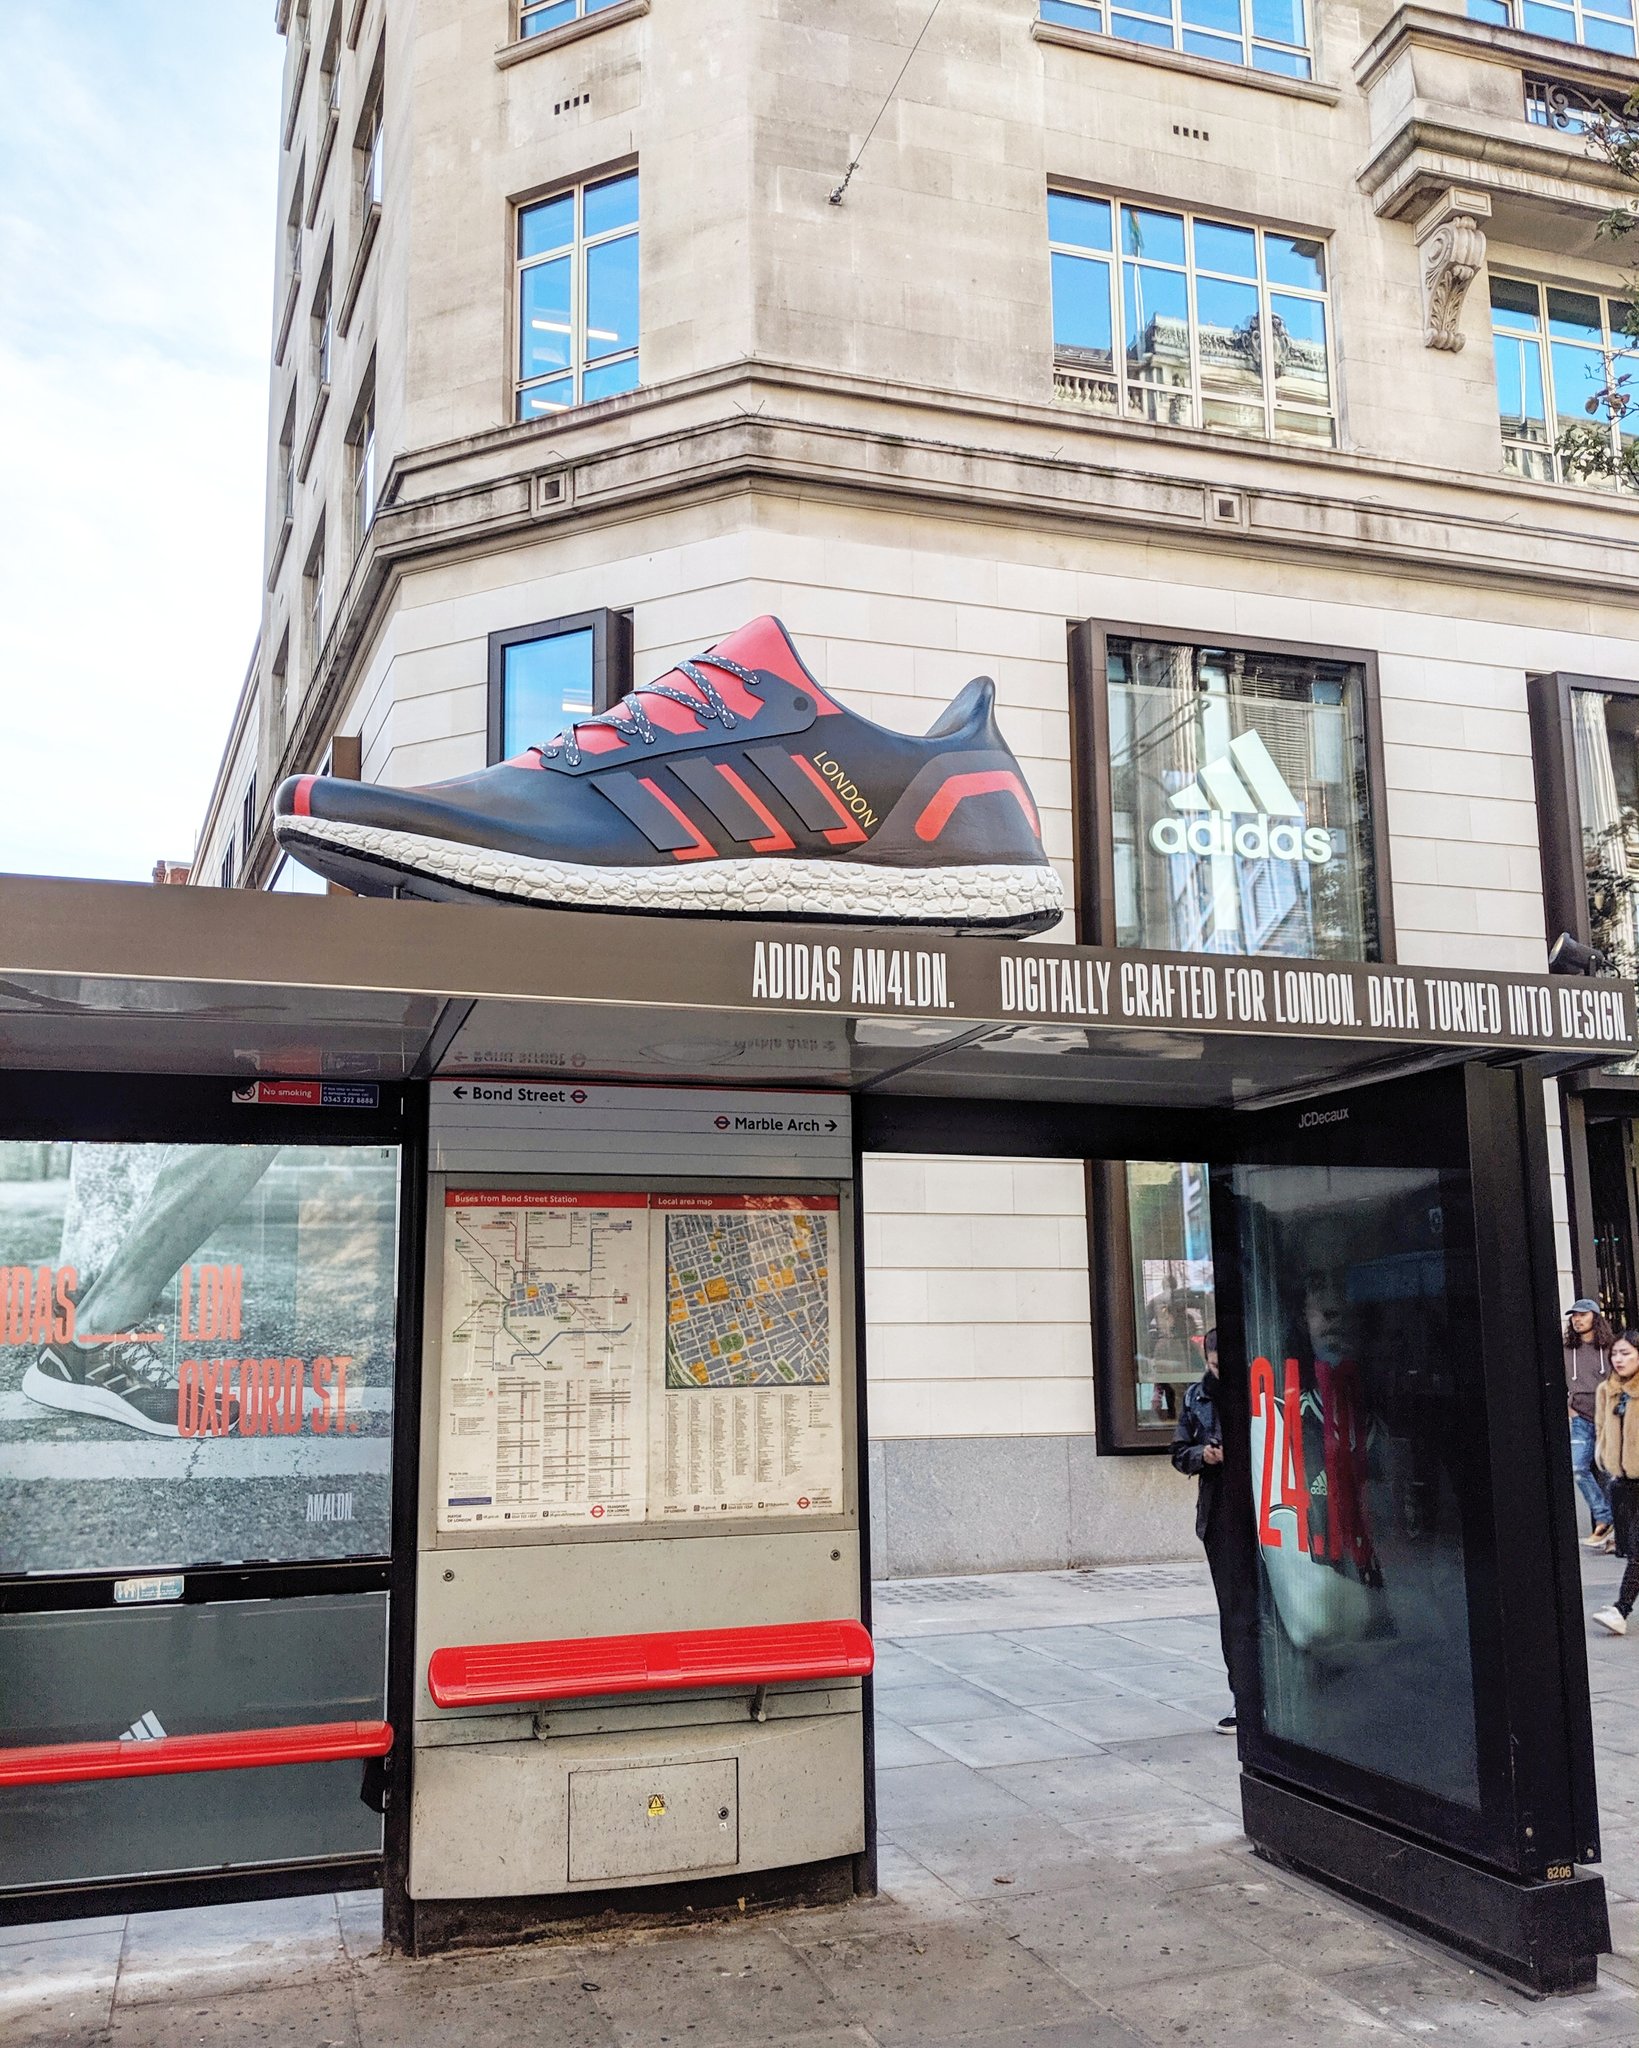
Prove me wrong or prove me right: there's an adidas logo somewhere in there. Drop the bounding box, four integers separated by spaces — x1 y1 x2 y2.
119 1709 168 1742
1148 731 1335 865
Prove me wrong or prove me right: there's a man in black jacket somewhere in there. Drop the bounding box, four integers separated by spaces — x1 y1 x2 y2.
1171 1331 1259 1734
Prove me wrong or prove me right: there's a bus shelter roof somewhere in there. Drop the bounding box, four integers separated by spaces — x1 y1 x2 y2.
0 876 1629 1111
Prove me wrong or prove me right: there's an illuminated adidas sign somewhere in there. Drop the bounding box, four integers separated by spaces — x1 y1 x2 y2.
1148 731 1335 866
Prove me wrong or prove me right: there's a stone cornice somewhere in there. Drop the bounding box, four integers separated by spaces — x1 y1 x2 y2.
1356 4 1639 97
264 363 1639 859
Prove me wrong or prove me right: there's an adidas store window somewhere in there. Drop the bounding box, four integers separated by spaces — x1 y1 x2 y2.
1071 623 1394 1449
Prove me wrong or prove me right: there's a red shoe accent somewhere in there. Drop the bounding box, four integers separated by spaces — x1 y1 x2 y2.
713 762 796 853
640 777 718 862
291 776 317 818
914 770 1040 844
791 755 870 846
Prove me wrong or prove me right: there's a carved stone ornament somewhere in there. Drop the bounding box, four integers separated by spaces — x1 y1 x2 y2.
1414 188 1493 354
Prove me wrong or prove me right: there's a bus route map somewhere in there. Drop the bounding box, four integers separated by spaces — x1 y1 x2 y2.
436 1192 647 1528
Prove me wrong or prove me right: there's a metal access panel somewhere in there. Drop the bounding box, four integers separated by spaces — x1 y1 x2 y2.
567 1758 738 1883
403 1084 865 1934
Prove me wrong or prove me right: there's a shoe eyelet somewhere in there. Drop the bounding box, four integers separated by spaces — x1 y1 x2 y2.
791 693 810 713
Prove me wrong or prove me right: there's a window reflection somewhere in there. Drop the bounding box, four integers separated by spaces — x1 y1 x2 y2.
1127 1161 1215 1431
1050 194 1334 446
1106 635 1378 960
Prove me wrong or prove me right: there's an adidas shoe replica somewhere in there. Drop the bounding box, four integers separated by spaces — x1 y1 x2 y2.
23 1337 183 1437
273 618 1064 936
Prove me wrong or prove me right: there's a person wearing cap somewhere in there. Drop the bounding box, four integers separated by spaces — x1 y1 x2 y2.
1566 1297 1615 1549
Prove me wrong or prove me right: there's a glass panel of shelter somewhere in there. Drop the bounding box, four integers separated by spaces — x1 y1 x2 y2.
0 1135 401 1899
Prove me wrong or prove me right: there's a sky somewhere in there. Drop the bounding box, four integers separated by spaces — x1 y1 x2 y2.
0 3 284 881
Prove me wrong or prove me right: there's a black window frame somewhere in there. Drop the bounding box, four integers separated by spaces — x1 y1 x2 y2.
485 606 633 764
1069 618 1397 1451
1526 667 1639 966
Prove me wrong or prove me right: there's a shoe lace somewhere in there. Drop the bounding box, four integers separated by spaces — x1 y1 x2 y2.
93 1338 172 1392
538 652 763 768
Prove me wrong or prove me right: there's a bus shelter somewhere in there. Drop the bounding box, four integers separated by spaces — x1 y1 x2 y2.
0 873 1625 1992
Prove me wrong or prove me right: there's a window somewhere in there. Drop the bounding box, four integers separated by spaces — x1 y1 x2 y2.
515 169 639 419
241 776 258 856
304 521 327 664
312 269 334 387
271 628 291 740
219 838 237 890
278 398 297 528
1524 72 1633 131
1040 0 1311 76
350 374 377 541
1048 192 1334 447
1101 632 1382 959
486 609 633 762
1490 275 1637 486
1126 1162 1214 1433
359 89 383 210
270 852 329 894
285 174 305 283
1467 0 1635 56
520 0 627 35
320 5 341 113
1090 1158 1217 1452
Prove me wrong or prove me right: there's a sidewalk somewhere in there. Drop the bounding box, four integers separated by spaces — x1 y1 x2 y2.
4 1557 1636 2047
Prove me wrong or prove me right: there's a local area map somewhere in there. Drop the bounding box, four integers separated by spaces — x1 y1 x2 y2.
665 1209 831 1389
437 1195 646 1527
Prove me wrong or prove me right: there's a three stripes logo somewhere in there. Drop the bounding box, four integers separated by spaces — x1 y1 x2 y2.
119 1709 168 1742
1148 731 1336 866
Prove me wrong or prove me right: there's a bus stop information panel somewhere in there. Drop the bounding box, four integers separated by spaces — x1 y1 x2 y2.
408 1085 863 1935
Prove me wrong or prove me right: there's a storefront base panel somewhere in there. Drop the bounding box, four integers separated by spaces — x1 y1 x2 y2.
868 1435 1194 1579
1242 1774 1610 1996
0 1855 381 1931
398 1853 862 1958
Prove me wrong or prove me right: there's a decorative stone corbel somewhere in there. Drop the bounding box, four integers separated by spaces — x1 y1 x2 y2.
1415 188 1492 353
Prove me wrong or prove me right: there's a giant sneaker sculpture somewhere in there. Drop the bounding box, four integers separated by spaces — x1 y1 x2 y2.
274 616 1063 936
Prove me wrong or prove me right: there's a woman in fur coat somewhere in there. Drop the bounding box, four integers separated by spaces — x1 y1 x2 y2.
1593 1329 1639 1636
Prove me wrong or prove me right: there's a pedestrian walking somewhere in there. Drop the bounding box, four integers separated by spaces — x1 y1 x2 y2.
1171 1329 1258 1732
1565 1298 1614 1550
1593 1330 1639 1636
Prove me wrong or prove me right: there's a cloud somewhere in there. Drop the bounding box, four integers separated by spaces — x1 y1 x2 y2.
0 4 283 880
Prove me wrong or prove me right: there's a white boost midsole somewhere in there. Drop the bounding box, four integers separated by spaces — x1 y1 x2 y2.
276 815 1065 923
21 1362 180 1438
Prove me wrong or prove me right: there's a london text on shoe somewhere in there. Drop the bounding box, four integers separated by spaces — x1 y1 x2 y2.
272 618 1064 936
23 1337 185 1438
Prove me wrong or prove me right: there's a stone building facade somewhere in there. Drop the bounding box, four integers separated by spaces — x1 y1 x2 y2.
192 0 1639 1572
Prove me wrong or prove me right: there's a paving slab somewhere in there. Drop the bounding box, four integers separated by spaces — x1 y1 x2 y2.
790 1917 1094 2043
1323 1958 1639 2045
873 1758 1034 1830
107 1977 363 2047
0 1926 121 2041
906 1711 1105 1770
115 1895 344 2006
980 1750 1172 1825
352 1963 619 2048
873 1718 956 1769
992 1869 1253 1996
882 1810 1114 1902
575 1923 854 2048
1096 1956 1411 2048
